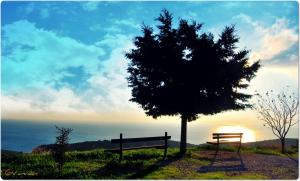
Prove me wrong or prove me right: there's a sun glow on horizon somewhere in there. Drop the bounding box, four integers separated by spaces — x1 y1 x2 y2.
215 126 256 143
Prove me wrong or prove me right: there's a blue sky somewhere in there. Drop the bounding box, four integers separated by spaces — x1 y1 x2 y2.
1 1 298 122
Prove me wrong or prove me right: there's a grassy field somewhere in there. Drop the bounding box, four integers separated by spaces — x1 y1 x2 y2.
1 144 298 179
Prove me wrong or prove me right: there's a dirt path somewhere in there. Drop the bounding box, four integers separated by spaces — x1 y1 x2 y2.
171 151 298 179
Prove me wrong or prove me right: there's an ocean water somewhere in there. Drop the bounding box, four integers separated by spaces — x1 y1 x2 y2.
1 119 212 152
2 119 297 152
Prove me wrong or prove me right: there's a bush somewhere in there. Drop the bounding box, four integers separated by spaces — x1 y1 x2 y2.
51 126 73 174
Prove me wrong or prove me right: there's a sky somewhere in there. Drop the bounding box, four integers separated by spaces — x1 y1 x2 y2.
1 1 299 137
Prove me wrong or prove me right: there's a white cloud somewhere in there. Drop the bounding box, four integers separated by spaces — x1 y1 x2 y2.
2 20 140 118
2 87 89 114
95 34 133 48
246 66 298 96
235 14 298 63
2 20 105 92
112 18 140 30
90 20 137 33
103 26 122 33
80 33 137 113
2 95 39 114
181 11 198 20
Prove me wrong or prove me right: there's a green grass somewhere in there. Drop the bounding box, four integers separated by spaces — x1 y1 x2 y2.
145 168 268 179
1 145 297 179
200 143 298 158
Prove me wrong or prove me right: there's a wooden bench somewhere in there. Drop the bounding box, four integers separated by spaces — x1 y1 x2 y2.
207 133 243 154
105 132 171 161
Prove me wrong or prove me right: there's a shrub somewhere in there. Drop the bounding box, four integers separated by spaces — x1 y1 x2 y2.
51 126 73 174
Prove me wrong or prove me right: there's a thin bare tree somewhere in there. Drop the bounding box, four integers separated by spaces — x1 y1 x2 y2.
253 89 298 153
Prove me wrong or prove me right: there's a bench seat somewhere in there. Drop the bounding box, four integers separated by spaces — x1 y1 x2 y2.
206 141 241 145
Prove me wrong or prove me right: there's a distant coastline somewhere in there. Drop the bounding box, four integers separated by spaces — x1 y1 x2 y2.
31 140 196 153
29 138 298 153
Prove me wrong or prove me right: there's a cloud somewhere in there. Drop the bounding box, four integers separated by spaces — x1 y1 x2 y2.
40 8 50 19
89 24 102 31
246 66 298 95
21 2 53 19
2 20 105 92
84 35 137 113
235 14 298 64
269 44 298 66
112 18 140 30
2 87 89 114
103 26 122 33
101 18 140 34
81 2 99 11
95 34 132 48
2 95 39 114
24 2 35 14
2 20 140 120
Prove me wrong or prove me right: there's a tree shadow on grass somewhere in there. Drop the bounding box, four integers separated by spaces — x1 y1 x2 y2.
198 151 246 173
93 152 184 179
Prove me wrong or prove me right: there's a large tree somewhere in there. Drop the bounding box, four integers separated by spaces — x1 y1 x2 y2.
125 10 260 154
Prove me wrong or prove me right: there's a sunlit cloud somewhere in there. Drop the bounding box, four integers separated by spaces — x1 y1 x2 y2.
235 14 298 64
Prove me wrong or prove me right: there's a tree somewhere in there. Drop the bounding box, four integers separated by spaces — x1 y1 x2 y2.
253 89 298 153
51 126 73 174
125 9 260 154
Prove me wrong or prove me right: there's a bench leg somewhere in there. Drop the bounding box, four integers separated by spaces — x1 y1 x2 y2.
163 132 167 159
238 142 241 153
119 150 122 162
163 147 167 159
210 143 219 166
214 143 219 156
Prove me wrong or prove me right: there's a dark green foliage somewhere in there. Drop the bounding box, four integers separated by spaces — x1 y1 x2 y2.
51 126 73 174
126 9 260 120
126 9 260 153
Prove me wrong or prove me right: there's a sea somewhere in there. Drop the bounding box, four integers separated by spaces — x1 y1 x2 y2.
1 119 213 152
2 119 297 152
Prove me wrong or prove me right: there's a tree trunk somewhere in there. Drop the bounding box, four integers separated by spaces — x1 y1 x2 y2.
180 116 188 154
281 138 285 154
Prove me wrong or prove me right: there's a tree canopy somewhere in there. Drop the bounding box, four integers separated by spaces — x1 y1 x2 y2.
126 9 260 122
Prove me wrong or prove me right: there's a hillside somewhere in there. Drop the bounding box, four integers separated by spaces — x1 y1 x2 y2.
32 138 298 153
32 140 196 153
2 142 298 179
243 138 298 149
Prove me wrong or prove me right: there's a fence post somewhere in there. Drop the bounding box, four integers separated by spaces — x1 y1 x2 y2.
164 132 167 159
119 133 123 162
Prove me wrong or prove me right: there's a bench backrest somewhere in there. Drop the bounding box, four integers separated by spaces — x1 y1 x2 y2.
111 133 171 143
212 133 243 139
